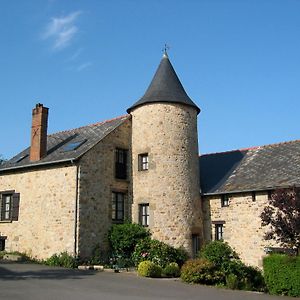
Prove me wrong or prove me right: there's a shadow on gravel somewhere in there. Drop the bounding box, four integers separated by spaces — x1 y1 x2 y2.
0 261 97 281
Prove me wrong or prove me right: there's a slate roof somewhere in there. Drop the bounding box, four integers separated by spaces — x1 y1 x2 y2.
200 140 300 195
127 54 200 114
0 115 130 172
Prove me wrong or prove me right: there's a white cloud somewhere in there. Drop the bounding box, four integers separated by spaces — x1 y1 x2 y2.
42 11 82 50
77 62 92 72
67 48 83 61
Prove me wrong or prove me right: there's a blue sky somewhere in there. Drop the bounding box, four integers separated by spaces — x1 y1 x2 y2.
1 0 300 159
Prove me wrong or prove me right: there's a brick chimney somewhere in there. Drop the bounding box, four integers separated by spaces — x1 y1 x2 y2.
30 103 49 161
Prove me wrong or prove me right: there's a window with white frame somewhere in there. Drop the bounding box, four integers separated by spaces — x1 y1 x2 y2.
139 203 149 226
138 153 149 171
215 224 224 240
0 191 20 222
221 194 229 207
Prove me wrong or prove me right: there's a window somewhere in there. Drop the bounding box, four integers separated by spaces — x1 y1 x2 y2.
111 192 125 222
215 224 224 240
139 204 149 226
0 192 20 222
1 194 12 220
115 148 128 179
61 140 87 152
138 153 149 171
221 194 229 207
192 234 200 258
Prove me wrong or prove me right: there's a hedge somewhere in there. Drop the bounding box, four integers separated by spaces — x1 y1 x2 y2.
263 254 300 297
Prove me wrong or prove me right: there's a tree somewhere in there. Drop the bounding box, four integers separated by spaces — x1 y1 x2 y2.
261 187 300 255
0 155 5 165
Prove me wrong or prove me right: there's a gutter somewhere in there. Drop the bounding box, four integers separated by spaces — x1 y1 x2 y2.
0 158 77 173
201 184 300 196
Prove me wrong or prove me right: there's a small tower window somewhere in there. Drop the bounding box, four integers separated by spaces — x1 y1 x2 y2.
192 234 200 258
138 153 149 171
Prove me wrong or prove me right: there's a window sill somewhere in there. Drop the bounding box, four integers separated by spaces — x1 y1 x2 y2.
0 220 13 223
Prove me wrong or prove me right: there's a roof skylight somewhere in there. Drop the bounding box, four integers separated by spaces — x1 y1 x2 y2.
61 140 87 152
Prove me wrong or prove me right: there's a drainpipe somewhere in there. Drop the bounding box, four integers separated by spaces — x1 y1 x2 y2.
74 163 80 257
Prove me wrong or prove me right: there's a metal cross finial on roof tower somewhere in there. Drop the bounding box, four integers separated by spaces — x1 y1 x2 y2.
162 43 170 57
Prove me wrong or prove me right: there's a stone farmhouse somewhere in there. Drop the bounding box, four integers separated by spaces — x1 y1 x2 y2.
0 53 298 267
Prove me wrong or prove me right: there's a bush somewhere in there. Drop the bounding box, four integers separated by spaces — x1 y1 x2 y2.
86 246 109 266
223 260 265 291
263 254 300 297
198 241 238 268
226 274 239 290
132 238 188 268
108 223 150 265
138 260 162 278
44 252 78 268
180 259 225 285
163 262 181 277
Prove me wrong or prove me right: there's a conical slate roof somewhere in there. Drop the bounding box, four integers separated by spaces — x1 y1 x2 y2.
127 54 200 114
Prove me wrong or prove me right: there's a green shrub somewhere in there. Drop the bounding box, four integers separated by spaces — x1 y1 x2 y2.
198 241 238 268
138 260 162 278
180 259 225 285
163 262 181 277
0 251 6 259
222 260 265 291
86 246 109 266
263 254 300 297
44 252 78 268
226 274 239 290
108 223 150 264
132 238 188 268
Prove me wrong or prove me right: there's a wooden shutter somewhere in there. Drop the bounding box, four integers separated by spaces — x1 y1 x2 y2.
11 193 20 221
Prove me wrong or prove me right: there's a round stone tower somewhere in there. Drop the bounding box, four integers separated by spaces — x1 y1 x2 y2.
127 53 203 256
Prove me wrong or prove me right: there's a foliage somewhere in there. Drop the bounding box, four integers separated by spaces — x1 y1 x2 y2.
198 240 239 268
44 252 78 268
132 238 188 268
263 254 300 297
261 187 300 255
180 258 225 285
86 246 109 266
195 241 265 291
163 262 181 278
108 223 150 264
137 260 162 278
226 274 239 290
222 260 265 291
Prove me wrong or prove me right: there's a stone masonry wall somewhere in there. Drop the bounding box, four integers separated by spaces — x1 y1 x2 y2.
0 165 77 259
77 119 131 258
203 192 277 267
131 103 203 255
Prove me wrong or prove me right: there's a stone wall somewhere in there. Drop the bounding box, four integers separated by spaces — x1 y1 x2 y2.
203 192 277 267
131 103 203 255
77 118 131 258
0 165 77 259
